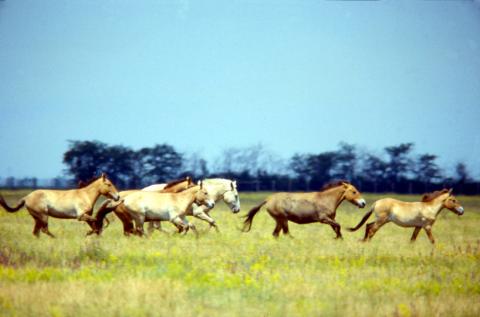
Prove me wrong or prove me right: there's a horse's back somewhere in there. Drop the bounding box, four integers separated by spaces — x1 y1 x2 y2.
124 191 173 211
265 192 318 216
142 184 166 192
373 198 426 224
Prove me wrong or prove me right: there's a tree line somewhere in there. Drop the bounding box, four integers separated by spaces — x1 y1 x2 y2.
55 140 479 194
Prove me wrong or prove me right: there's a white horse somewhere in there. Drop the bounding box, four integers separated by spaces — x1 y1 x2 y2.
143 178 240 233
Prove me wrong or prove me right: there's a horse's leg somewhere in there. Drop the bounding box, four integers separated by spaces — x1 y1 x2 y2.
423 226 435 244
132 215 146 237
362 222 374 241
410 227 421 242
114 210 134 236
181 215 198 237
78 212 96 222
192 207 218 231
365 219 388 241
171 216 189 234
272 220 282 238
281 220 293 238
32 218 42 238
319 216 342 239
41 219 55 238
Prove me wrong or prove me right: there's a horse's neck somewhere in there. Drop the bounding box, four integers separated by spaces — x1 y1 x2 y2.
317 187 345 211
205 183 226 202
80 181 102 206
423 199 445 218
177 187 199 210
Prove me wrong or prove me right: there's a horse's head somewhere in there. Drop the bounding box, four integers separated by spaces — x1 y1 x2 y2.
443 189 464 216
342 182 366 208
194 181 215 209
98 173 120 201
222 180 241 213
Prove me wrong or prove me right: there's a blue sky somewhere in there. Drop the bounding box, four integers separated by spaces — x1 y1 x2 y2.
1 0 479 179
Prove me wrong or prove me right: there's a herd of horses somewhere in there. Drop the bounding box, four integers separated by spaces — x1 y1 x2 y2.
0 173 465 244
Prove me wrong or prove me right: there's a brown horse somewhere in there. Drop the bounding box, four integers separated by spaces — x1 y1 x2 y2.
0 173 119 237
348 189 464 244
122 182 214 236
91 177 194 235
243 181 366 238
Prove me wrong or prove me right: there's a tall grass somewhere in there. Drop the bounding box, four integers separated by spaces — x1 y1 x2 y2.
0 191 479 316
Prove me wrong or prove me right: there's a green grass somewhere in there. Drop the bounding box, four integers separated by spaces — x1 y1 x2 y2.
0 191 479 316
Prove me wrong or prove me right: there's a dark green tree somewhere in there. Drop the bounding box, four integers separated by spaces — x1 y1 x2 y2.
415 154 441 184
385 143 414 186
63 140 109 182
331 142 357 181
136 144 183 184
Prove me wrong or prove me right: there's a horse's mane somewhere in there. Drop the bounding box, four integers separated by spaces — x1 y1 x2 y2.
163 177 191 190
77 176 99 189
421 189 450 202
319 180 351 192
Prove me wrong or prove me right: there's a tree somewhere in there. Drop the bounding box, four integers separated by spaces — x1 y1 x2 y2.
63 140 109 182
360 153 387 185
307 152 337 188
455 162 471 183
415 154 441 185
331 142 357 181
136 144 183 184
183 152 209 180
384 143 414 186
290 153 310 179
102 145 136 188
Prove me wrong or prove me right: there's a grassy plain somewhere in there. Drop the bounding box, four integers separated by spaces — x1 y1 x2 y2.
0 190 479 316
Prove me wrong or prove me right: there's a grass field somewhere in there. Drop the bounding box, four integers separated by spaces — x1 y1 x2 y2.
0 190 479 317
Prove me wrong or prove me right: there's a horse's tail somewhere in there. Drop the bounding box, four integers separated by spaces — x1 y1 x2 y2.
348 205 375 232
0 195 25 213
94 199 121 234
242 201 267 232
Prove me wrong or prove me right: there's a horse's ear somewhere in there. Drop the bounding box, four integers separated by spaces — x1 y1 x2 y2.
186 176 191 184
231 181 234 190
199 180 203 189
341 182 349 188
101 173 106 180
448 188 453 195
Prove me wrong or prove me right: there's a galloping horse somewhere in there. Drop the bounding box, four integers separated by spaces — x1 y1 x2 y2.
0 173 119 237
122 182 215 236
91 177 194 235
243 181 366 238
348 189 464 244
147 178 241 233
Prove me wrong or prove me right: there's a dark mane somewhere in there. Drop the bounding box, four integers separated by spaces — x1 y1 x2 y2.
320 180 351 192
163 176 191 190
421 189 450 202
77 176 99 189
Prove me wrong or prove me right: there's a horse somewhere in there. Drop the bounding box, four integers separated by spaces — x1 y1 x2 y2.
146 178 240 233
0 173 120 237
242 181 366 238
91 176 194 235
122 182 215 236
141 176 193 192
348 188 464 244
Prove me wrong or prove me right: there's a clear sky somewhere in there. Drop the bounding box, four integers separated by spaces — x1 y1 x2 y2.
1 0 479 179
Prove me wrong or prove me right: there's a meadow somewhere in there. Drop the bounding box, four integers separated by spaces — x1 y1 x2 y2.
0 190 479 317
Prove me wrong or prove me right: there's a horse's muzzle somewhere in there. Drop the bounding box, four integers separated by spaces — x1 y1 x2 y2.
112 193 120 201
206 200 215 209
455 206 464 215
356 199 366 208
